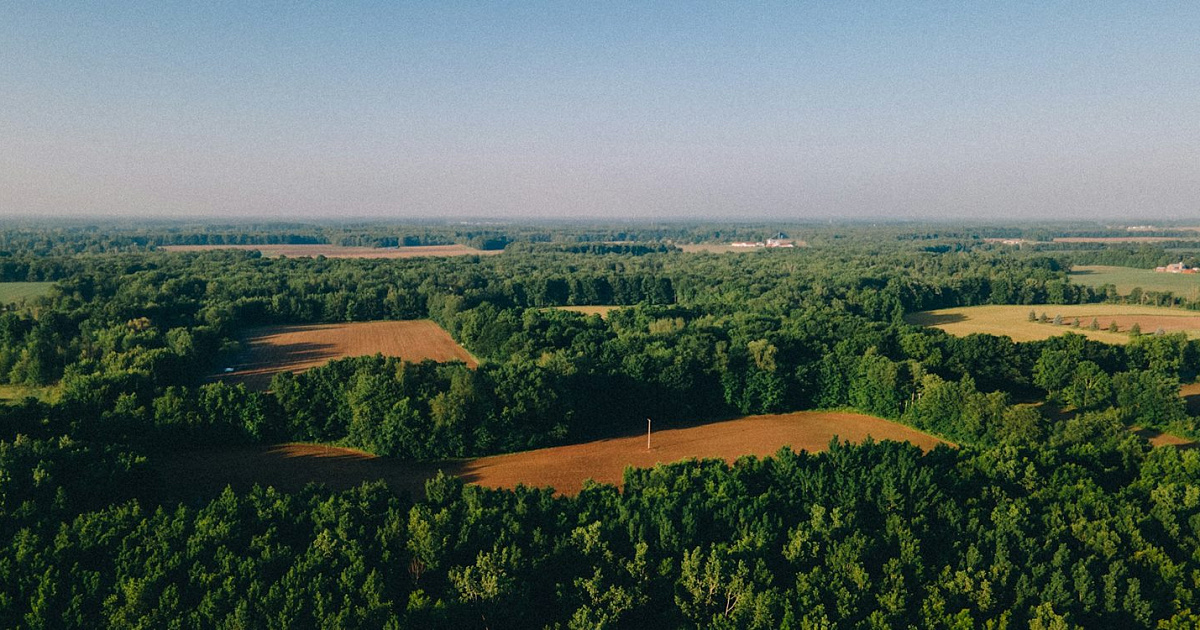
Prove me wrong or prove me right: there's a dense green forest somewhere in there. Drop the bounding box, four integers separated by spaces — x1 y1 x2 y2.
4 221 1200 627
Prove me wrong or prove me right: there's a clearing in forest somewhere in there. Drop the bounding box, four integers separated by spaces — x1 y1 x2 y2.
0 282 54 304
678 242 807 253
907 304 1200 343
217 320 477 390
549 305 623 318
158 411 946 498
1070 265 1200 297
159 244 500 258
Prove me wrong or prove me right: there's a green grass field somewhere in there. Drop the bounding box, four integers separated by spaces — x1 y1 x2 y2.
0 384 60 403
1070 265 1200 298
906 304 1200 343
0 282 54 304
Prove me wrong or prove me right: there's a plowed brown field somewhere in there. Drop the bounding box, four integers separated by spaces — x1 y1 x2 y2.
218 320 476 389
158 411 947 498
161 244 499 258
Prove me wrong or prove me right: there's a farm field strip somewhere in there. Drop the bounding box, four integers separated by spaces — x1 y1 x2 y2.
157 411 947 498
217 320 477 389
1053 237 1200 243
907 304 1200 343
1070 265 1200 296
160 244 500 258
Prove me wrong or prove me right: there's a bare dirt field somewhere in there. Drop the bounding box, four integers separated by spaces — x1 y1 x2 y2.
1132 427 1197 449
158 411 947 498
160 244 499 258
449 411 945 494
907 304 1200 343
218 320 477 389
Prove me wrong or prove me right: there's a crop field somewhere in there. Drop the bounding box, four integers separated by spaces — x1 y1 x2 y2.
159 411 946 498
1071 265 1200 297
218 320 477 389
159 244 499 258
0 281 54 304
907 304 1200 343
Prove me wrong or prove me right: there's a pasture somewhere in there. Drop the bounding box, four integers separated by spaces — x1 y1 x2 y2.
0 282 54 304
218 320 477 389
158 410 946 497
159 244 499 259
1071 265 1200 297
907 304 1200 343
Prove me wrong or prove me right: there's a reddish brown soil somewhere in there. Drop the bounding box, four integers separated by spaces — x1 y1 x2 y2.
1132 427 1197 448
1099 315 1200 334
160 244 499 258
217 321 477 390
157 412 948 499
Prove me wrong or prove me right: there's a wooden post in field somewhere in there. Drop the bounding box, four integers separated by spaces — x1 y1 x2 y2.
647 418 651 450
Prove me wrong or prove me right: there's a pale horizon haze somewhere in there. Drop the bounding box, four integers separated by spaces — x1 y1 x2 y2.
2 2 1198 221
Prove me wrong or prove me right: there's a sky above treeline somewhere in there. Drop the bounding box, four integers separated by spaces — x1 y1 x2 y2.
2 2 1198 221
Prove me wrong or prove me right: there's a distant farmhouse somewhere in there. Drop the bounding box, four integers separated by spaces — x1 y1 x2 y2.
1155 262 1198 274
731 232 797 248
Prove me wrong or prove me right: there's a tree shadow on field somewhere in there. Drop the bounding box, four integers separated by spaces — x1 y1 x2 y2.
1184 391 1200 416
1131 427 1199 450
906 312 967 326
241 340 340 371
156 444 472 502
210 340 339 390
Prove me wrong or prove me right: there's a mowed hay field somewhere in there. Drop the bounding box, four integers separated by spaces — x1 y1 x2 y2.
1071 265 1200 297
0 281 54 304
158 411 947 498
219 320 477 389
907 304 1200 343
160 244 499 259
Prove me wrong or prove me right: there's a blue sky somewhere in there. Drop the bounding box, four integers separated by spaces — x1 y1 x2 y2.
2 2 1198 220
